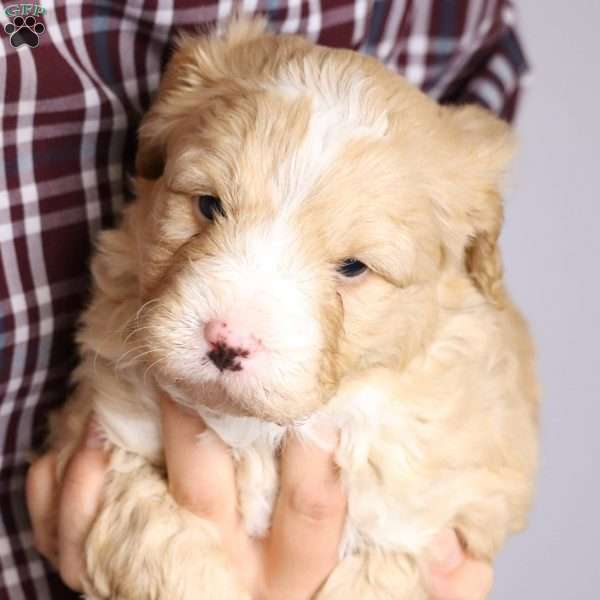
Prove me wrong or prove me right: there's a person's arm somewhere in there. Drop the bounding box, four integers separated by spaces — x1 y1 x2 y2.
27 400 492 599
389 0 529 123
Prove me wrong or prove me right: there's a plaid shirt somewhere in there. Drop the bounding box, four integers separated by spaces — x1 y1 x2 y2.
0 1 528 597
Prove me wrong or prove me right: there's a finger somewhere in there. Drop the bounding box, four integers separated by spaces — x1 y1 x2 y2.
428 558 494 600
427 530 466 575
264 426 345 600
57 421 108 591
26 452 59 565
161 395 238 537
425 531 493 600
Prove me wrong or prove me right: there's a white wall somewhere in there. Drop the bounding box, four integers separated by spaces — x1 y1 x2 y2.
492 1 600 597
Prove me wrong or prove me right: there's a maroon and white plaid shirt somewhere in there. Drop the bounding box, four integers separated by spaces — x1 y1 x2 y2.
0 1 528 597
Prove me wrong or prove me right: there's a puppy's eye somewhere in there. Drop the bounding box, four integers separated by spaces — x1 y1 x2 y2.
337 258 368 278
194 195 225 221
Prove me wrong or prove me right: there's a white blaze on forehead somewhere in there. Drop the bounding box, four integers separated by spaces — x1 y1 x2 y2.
271 72 389 211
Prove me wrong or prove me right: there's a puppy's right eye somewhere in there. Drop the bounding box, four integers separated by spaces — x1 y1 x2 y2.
337 258 368 278
194 195 225 221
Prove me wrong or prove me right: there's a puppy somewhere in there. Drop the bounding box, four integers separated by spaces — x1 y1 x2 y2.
51 17 539 600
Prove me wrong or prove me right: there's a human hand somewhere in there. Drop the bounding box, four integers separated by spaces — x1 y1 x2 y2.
25 401 346 598
26 399 493 599
160 395 346 599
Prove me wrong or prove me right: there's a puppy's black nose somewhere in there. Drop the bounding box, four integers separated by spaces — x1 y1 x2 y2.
207 343 248 372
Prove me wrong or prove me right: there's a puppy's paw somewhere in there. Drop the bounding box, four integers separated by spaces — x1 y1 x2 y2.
317 552 427 600
83 453 246 600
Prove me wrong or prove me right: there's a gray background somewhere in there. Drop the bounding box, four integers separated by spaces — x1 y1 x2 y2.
492 1 600 598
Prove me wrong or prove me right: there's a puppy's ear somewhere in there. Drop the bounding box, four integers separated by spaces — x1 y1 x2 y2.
436 104 515 307
136 17 268 179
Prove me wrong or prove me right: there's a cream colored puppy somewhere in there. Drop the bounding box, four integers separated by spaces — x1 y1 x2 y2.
51 18 539 600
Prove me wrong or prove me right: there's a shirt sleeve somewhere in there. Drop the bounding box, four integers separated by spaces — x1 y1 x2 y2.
374 0 530 122
435 1 530 122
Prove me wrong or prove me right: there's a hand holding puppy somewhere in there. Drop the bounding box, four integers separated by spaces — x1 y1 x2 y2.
27 399 493 600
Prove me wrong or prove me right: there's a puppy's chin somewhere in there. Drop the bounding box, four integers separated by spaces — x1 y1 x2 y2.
154 373 319 425
154 376 247 415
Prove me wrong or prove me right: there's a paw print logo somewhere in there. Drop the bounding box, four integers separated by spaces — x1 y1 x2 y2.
4 15 45 48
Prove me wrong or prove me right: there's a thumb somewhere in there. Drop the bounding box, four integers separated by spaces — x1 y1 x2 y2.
57 419 109 590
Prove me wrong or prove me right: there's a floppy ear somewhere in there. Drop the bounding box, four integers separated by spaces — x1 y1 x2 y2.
435 104 515 307
135 17 269 179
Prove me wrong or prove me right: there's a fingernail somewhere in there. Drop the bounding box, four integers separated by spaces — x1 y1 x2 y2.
196 427 219 446
429 530 464 573
317 427 339 453
84 419 105 449
297 416 339 452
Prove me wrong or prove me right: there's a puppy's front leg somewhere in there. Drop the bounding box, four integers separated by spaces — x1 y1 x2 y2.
82 450 248 600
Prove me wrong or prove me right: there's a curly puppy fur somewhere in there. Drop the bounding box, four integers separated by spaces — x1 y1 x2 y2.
51 18 539 600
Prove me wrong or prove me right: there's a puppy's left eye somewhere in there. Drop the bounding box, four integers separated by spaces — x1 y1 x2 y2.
194 195 225 221
337 258 368 278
